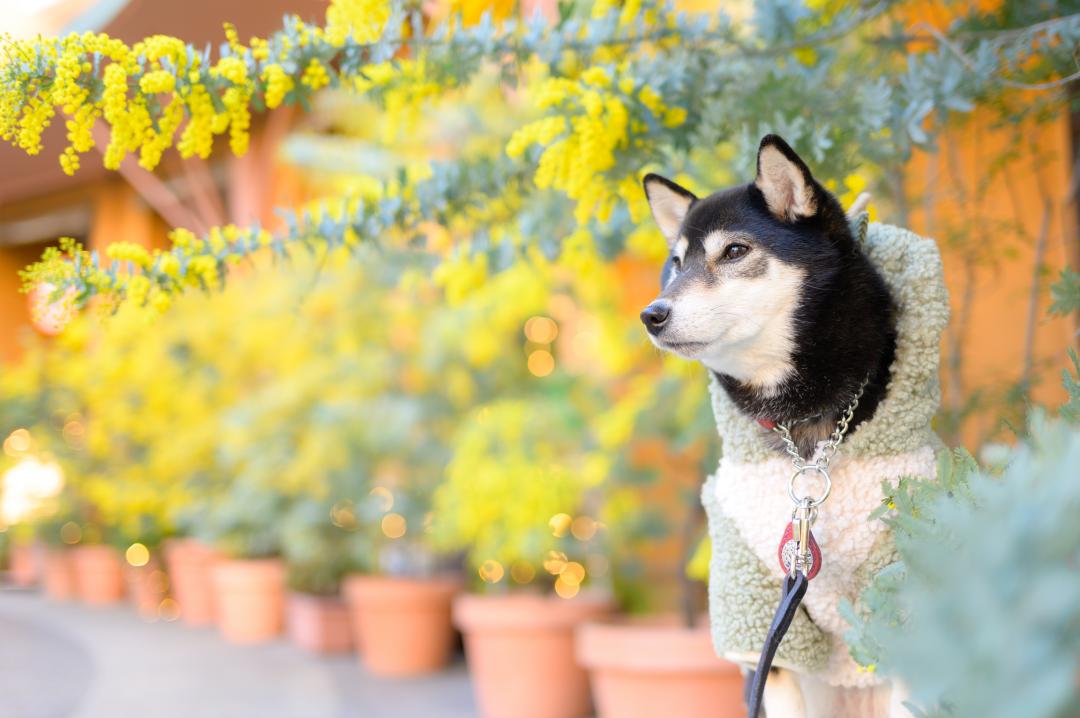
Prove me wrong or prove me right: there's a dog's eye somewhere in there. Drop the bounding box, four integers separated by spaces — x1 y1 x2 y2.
721 243 749 261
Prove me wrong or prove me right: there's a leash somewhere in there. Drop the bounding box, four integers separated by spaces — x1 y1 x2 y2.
745 379 867 718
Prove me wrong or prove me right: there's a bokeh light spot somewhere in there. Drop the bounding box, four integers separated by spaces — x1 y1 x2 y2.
528 350 555 377
381 513 407 539
554 575 580 599
3 428 31 456
330 498 358 528
1 457 64 524
510 561 536 584
60 521 81 545
125 542 150 567
478 559 504 583
549 512 572 537
560 561 586 586
543 550 567 575
158 598 180 621
369 487 394 512
61 420 85 447
571 516 597 541
524 316 558 344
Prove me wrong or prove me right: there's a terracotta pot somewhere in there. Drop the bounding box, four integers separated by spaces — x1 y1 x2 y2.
8 542 39 587
576 616 744 718
71 545 125 605
212 558 286 644
453 592 613 718
287 592 353 654
163 538 219 626
343 575 460 676
42 548 75 600
124 558 169 620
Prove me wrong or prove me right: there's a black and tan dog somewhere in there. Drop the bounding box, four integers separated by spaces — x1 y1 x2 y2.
639 135 946 717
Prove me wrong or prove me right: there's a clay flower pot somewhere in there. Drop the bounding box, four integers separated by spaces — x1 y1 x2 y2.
212 557 286 644
124 558 168 620
453 592 613 718
42 548 75 600
286 592 353 654
71 545 125 605
163 538 219 626
576 616 744 718
343 575 460 676
8 542 40 587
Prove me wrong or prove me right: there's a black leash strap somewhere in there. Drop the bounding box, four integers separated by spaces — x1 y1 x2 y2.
745 570 809 718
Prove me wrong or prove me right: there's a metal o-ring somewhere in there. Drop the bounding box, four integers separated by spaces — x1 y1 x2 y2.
788 465 832 508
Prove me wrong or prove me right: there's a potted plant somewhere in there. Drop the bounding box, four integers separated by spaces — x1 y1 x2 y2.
339 407 463 677
162 536 220 626
77 460 177 616
56 495 127 605
33 485 126 605
70 541 126 605
123 543 169 619
280 495 367 654
574 373 745 718
3 519 41 587
35 512 77 601
189 480 289 644
108 514 172 620
432 397 614 718
575 518 744 718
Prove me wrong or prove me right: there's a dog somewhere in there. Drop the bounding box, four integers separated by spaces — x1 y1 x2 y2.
639 135 945 717
640 135 895 456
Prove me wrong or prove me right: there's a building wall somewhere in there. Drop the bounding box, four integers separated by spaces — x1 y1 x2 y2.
907 108 1079 446
0 179 167 361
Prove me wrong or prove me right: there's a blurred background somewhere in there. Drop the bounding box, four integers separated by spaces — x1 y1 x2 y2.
0 1 1077 717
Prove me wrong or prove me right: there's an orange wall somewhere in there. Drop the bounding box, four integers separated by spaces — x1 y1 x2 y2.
0 242 51 363
87 180 168 255
906 110 1078 445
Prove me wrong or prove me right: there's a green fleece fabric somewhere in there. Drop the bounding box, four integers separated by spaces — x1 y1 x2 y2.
701 216 949 671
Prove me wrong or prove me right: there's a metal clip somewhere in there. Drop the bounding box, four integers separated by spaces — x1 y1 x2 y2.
790 500 814 577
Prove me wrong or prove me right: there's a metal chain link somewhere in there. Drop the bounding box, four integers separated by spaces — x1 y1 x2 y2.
773 376 869 510
773 376 869 470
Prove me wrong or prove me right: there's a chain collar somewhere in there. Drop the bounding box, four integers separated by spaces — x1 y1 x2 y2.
772 376 869 510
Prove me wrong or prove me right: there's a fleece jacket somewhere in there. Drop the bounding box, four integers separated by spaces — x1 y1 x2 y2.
701 215 949 687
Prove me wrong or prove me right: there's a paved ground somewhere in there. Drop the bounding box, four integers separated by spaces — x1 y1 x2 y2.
0 587 477 718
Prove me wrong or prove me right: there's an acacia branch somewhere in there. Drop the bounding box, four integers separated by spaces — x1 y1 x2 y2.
911 20 1080 92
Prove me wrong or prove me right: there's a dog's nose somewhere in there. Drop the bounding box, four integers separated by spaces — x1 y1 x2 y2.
640 301 671 335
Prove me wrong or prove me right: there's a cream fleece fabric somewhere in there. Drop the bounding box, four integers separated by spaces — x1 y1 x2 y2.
702 218 949 687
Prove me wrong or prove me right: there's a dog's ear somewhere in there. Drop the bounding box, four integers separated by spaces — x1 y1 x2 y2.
643 173 697 248
754 135 818 222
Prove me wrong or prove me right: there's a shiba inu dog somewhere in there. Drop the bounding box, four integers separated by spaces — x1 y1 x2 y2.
640 135 895 457
640 135 941 718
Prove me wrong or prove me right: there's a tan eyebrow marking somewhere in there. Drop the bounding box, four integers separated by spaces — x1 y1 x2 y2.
703 230 753 258
674 236 689 262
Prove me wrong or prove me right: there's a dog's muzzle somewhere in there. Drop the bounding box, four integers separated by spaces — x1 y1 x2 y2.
640 301 671 336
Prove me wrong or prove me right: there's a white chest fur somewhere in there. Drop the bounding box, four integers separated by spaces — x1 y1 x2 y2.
711 444 937 686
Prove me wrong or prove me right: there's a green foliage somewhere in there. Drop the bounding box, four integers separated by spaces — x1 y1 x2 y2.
1049 268 1080 316
281 496 370 595
18 1 1080 310
845 418 1080 718
1062 350 1080 424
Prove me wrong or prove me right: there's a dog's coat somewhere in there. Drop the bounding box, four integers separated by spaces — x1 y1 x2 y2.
640 137 949 717
703 218 948 715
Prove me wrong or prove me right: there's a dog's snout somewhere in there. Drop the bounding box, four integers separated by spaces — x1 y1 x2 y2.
640 301 671 335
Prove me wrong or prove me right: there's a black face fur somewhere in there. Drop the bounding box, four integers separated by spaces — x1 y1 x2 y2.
640 135 896 456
